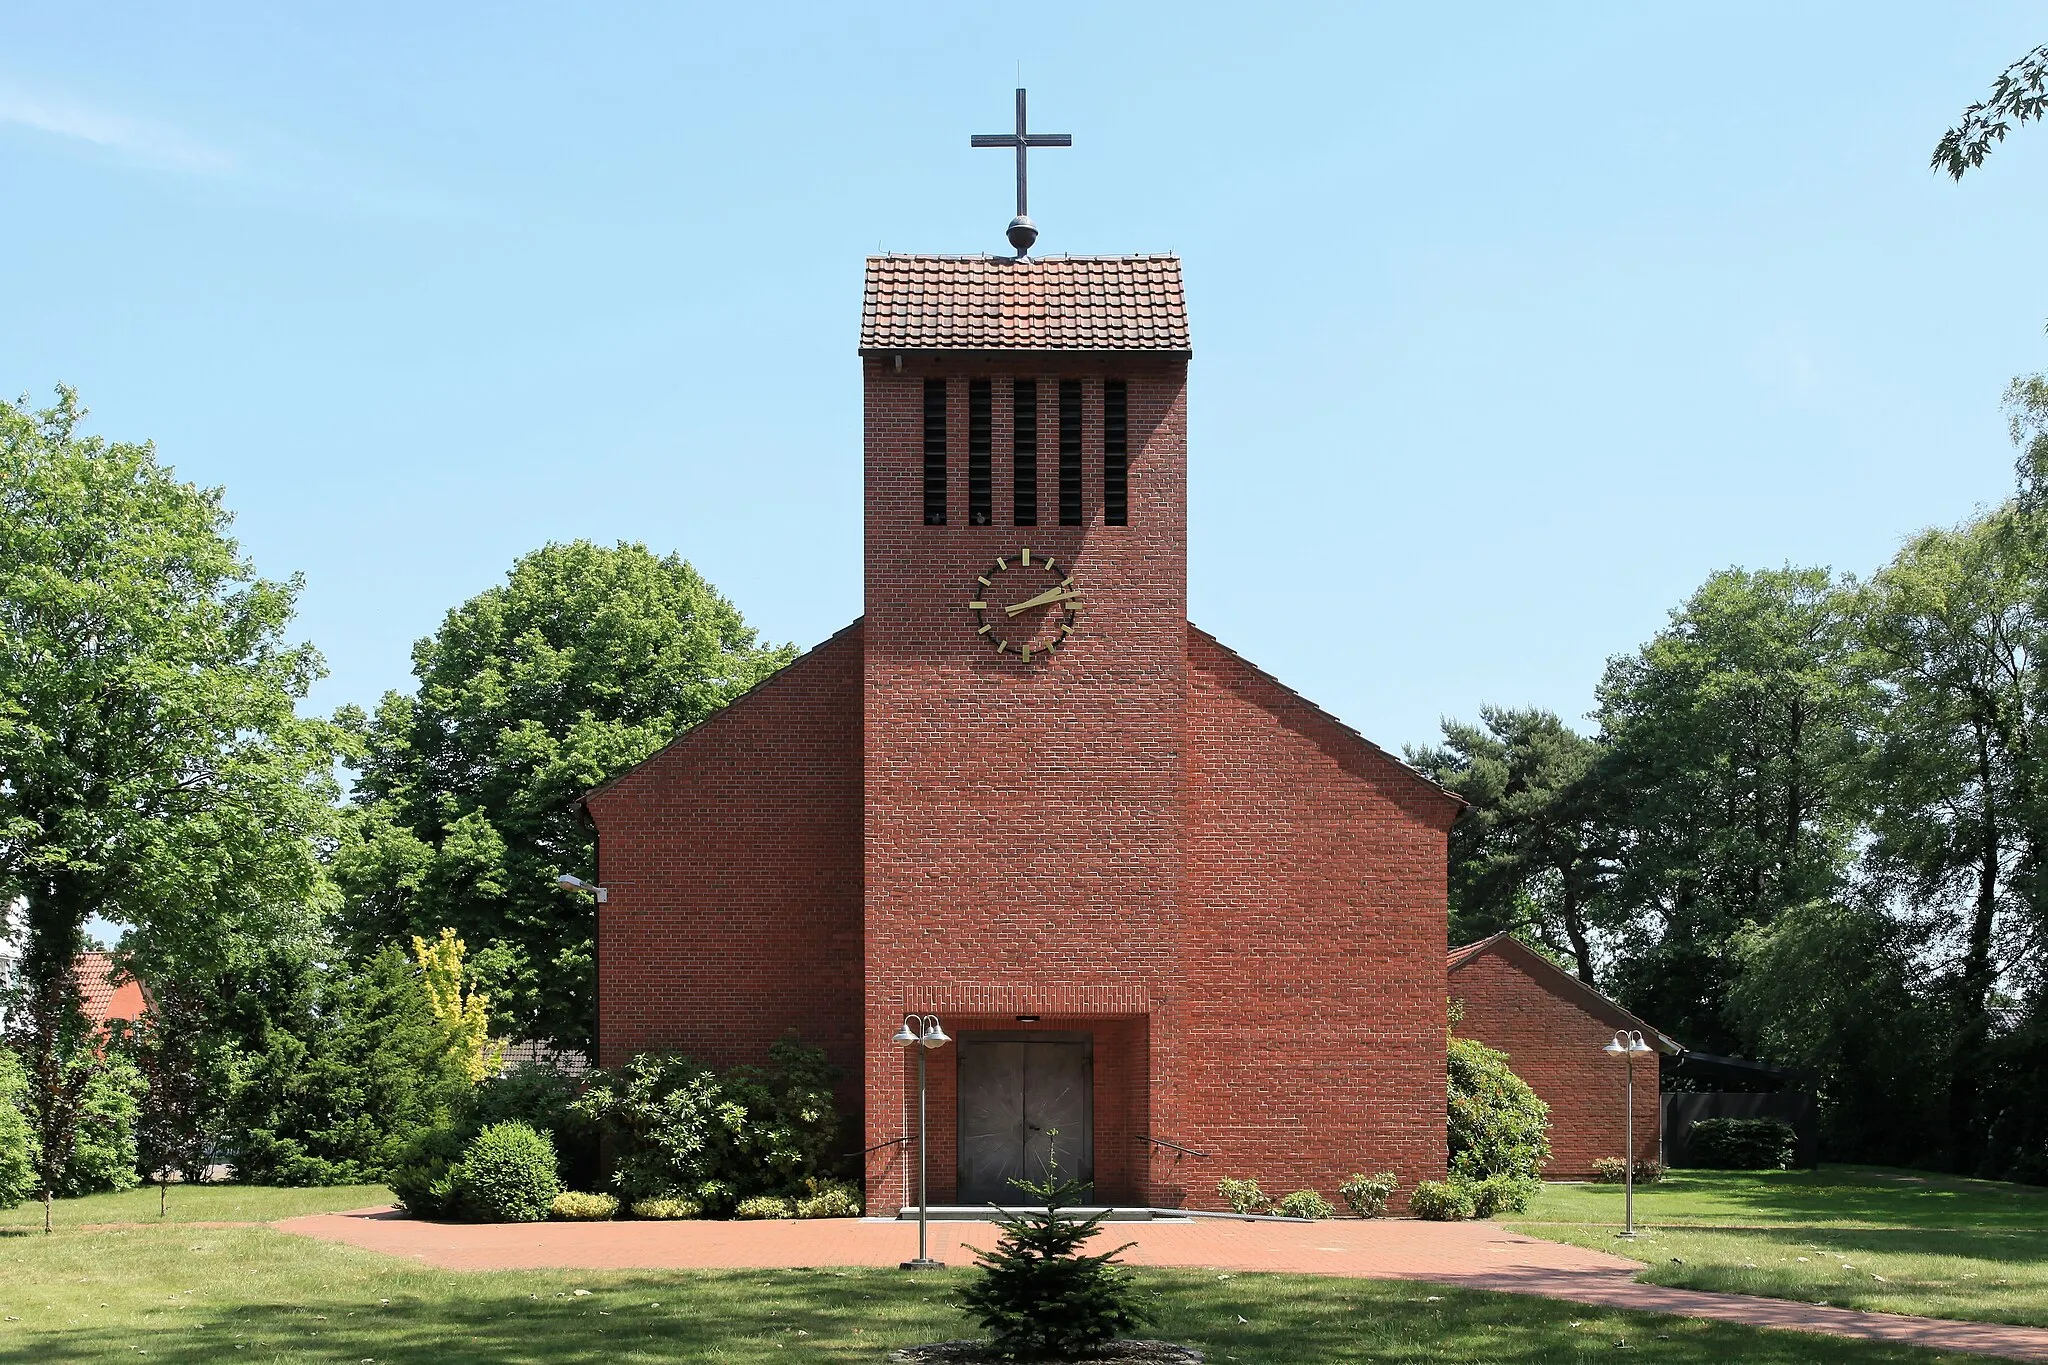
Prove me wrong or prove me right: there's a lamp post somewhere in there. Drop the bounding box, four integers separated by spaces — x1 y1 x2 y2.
1602 1028 1654 1238
894 1013 951 1270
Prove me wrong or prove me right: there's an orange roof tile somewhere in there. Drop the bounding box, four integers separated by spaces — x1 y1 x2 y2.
75 951 148 1030
860 255 1191 356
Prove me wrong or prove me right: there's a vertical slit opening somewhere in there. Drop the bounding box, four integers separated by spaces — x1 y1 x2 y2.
1059 379 1082 527
923 378 947 526
1104 379 1127 526
1012 379 1037 527
968 379 992 526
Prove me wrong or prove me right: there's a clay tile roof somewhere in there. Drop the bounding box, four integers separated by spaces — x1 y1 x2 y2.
75 952 123 1023
860 255 1191 356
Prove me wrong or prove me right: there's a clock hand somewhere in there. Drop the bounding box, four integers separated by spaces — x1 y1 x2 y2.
1003 586 1082 617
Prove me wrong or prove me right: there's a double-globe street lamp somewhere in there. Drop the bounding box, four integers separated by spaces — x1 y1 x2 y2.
893 1014 952 1270
1602 1028 1655 1238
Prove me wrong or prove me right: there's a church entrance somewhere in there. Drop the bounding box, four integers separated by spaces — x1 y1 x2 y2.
955 1032 1093 1204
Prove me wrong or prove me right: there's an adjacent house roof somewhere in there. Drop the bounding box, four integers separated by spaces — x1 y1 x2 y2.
75 951 149 1032
1448 932 1684 1055
860 255 1191 356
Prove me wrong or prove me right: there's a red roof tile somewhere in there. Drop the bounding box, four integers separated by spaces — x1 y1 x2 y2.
860 255 1191 356
75 951 148 1030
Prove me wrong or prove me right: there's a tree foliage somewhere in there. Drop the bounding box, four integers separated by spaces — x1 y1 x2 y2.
0 387 339 1201
334 540 796 1049
1408 707 1611 981
226 945 475 1185
1934 44 2048 180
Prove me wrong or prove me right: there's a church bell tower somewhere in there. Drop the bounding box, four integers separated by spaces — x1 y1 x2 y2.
856 101 1196 1204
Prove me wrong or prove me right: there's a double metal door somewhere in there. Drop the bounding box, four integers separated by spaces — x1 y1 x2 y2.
956 1034 1093 1205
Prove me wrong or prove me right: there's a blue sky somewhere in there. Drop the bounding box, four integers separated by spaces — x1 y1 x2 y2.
6 3 2048 753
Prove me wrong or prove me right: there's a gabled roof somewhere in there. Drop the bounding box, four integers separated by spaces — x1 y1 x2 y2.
75 951 148 1031
1188 624 1464 821
578 618 863 813
860 255 1191 356
1448 932 1684 1055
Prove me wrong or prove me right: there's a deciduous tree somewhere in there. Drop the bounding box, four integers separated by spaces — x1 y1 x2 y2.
334 540 796 1049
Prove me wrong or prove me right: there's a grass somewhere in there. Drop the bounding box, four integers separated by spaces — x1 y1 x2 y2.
0 1184 392 1229
1511 1166 2048 1329
0 1222 1970 1364
1521 1166 2048 1231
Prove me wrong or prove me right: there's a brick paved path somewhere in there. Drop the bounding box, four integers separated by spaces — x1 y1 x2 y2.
277 1208 2048 1361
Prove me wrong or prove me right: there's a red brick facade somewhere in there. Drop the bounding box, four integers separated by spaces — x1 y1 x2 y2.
1448 935 1675 1177
588 255 1462 1213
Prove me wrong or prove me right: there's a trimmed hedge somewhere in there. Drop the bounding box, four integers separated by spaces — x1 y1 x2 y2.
734 1194 796 1219
1591 1157 1667 1184
795 1180 862 1218
630 1195 702 1220
1462 1173 1537 1218
1687 1117 1797 1170
452 1122 560 1223
550 1191 618 1221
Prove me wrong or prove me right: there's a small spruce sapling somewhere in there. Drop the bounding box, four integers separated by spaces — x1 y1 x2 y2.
957 1138 1154 1361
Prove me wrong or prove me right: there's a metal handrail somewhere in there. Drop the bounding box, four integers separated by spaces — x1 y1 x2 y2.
1145 1136 1215 1159
860 1135 912 1156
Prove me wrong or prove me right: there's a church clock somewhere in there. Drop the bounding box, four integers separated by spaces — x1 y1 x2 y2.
967 548 1081 664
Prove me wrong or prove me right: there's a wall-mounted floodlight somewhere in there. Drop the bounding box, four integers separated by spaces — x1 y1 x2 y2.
556 874 609 904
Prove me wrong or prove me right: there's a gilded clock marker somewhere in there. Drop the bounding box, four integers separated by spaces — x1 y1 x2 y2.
977 576 991 587
1021 644 1033 662
1021 547 1031 566
968 601 987 610
1043 556 1056 572
995 557 1007 571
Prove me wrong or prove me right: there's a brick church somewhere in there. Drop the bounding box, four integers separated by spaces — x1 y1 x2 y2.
585 250 1465 1213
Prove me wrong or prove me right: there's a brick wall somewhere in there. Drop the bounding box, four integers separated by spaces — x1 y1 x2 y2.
586 626 866 1124
1450 948 1662 1176
1180 629 1459 1209
861 352 1192 1213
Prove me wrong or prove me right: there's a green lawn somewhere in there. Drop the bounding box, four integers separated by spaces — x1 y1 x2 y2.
1511 1166 2048 1329
0 1184 392 1228
1521 1166 2048 1230
0 1222 1969 1364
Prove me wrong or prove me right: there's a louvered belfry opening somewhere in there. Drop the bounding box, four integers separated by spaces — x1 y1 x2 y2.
968 380 992 526
1058 379 1083 527
1012 379 1038 527
923 378 947 526
1104 379 1128 526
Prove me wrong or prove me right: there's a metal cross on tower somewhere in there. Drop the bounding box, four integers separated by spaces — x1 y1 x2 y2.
971 88 1072 257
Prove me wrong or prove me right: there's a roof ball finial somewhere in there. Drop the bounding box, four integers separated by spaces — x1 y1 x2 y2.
1006 215 1039 256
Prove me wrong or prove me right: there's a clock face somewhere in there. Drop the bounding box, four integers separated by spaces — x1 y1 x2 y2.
968 547 1081 665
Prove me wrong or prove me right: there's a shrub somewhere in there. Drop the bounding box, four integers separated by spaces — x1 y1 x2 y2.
1216 1177 1268 1214
389 1122 469 1219
550 1191 619 1221
1447 1035 1551 1183
1409 1179 1476 1221
735 1193 796 1219
575 1035 843 1210
470 1063 601 1193
1338 1171 1397 1218
1459 1173 1538 1218
1274 1189 1335 1220
452 1122 561 1223
227 945 475 1186
958 1163 1154 1360
0 1050 37 1210
1687 1117 1797 1170
1591 1157 1666 1184
795 1179 862 1219
630 1195 703 1220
